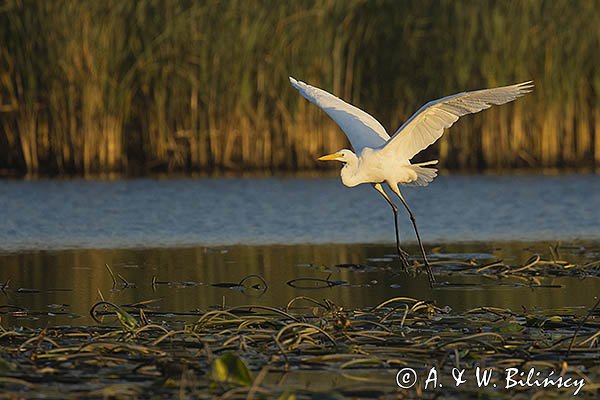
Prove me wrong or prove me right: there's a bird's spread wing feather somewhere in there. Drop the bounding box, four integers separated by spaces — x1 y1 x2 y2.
381 81 534 160
289 77 390 152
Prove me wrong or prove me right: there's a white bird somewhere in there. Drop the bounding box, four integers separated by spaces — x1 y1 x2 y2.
289 76 533 287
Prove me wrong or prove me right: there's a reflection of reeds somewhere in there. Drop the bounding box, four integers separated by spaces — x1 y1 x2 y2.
0 0 598 175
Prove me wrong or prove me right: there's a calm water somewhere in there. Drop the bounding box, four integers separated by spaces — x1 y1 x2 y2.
0 174 598 250
0 174 598 328
1 242 599 327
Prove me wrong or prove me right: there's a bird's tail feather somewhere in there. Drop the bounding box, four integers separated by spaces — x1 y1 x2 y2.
403 161 438 187
412 160 439 167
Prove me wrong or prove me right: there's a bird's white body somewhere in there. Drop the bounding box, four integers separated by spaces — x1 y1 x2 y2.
289 76 533 189
337 148 434 188
289 75 533 286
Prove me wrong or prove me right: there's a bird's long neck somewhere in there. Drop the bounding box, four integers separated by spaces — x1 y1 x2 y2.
340 154 361 187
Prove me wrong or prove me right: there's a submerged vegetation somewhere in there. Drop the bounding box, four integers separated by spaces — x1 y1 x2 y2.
0 0 599 175
0 251 598 397
2 295 600 398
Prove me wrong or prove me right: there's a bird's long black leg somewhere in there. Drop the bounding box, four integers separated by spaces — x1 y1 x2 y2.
372 183 410 271
393 187 436 287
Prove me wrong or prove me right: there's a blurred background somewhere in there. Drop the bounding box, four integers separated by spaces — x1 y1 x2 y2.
1 0 599 176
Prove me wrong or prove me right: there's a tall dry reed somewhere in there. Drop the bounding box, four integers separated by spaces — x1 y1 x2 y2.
0 0 598 175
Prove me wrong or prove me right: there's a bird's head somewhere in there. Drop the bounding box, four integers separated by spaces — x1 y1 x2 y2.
317 149 356 164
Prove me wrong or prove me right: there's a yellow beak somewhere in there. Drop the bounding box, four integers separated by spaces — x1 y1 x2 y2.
317 152 341 161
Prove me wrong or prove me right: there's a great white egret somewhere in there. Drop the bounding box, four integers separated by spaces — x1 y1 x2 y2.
289 76 533 286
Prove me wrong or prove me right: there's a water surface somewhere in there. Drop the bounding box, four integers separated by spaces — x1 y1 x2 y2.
0 174 598 251
1 242 598 327
0 175 598 329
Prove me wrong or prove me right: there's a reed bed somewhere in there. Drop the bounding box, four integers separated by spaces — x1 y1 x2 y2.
0 0 599 175
0 253 598 398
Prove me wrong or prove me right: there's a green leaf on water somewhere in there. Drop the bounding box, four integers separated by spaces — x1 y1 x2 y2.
494 322 525 333
526 315 563 327
210 352 253 386
540 315 562 327
90 300 140 331
113 305 140 331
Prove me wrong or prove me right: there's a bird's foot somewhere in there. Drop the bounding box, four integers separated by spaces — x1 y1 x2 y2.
424 262 436 288
397 248 410 271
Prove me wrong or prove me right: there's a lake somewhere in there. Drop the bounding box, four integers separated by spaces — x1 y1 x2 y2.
0 174 598 328
0 174 598 250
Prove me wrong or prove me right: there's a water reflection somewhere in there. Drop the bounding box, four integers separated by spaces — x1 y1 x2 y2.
0 242 598 327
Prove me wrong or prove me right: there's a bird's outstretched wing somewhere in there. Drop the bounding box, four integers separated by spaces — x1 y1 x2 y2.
381 81 534 160
289 77 390 152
